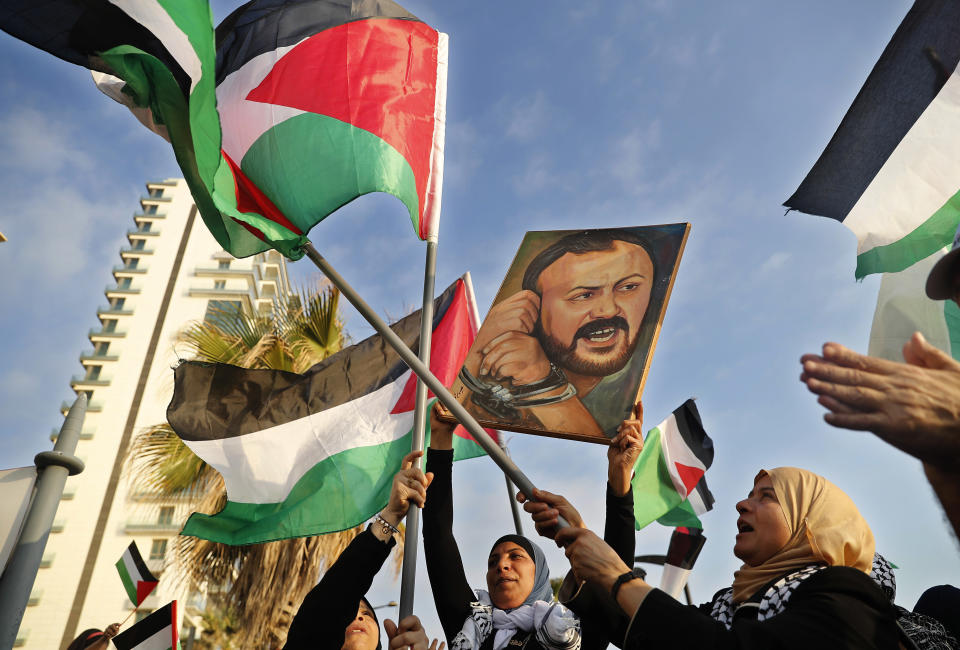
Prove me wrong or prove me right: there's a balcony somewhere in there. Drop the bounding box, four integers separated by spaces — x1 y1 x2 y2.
60 400 102 415
89 327 126 339
39 553 54 569
97 306 134 317
120 246 154 256
188 288 250 300
141 195 172 203
104 284 140 296
133 211 166 219
50 428 94 442
124 520 181 534
194 267 254 278
80 350 119 362
50 519 65 533
70 374 111 388
127 228 160 237
113 265 147 276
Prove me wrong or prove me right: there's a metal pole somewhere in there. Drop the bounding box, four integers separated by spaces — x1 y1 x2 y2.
399 238 438 619
500 441 524 536
0 394 86 648
301 244 566 529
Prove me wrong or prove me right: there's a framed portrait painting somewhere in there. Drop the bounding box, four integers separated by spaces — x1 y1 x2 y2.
438 224 690 444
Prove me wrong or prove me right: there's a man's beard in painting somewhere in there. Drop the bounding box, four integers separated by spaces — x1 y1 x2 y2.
536 315 640 377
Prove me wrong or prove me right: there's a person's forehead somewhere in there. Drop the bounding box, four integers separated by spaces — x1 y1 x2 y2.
539 241 653 289
490 541 529 557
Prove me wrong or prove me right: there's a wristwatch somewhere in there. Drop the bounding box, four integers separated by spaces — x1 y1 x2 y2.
610 570 640 600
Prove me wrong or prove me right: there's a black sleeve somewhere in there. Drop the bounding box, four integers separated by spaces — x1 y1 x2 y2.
422 448 476 644
576 484 636 650
623 568 901 650
283 526 395 650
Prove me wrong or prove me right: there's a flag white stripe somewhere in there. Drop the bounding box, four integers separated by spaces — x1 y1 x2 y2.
182 371 414 504
216 41 308 164
109 0 203 92
424 32 448 242
687 486 707 516
122 550 144 584
125 623 173 650
844 70 960 254
659 415 706 499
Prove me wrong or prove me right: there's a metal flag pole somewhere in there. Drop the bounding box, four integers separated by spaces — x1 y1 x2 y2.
500 440 524 536
398 236 438 619
301 244 567 528
0 394 87 648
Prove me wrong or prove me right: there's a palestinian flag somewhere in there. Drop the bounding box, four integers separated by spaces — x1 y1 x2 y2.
167 275 495 545
0 0 447 260
631 399 715 530
658 527 707 600
785 0 960 279
115 541 158 606
113 601 178 650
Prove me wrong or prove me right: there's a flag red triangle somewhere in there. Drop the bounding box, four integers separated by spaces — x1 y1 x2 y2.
675 462 704 497
136 580 158 605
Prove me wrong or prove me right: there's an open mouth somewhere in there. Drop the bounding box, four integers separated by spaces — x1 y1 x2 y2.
737 521 754 534
575 317 628 347
496 577 517 586
585 327 617 343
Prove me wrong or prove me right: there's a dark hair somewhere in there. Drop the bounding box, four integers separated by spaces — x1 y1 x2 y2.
521 229 657 295
66 629 103 650
359 597 382 650
490 534 535 559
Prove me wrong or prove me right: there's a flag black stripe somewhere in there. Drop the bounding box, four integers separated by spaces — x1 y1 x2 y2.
216 0 421 85
785 0 960 220
673 399 713 469
694 476 715 512
0 0 192 97
168 279 459 442
126 542 157 584
113 602 173 649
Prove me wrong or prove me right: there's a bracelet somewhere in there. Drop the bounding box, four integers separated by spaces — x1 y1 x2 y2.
375 513 399 537
610 570 639 601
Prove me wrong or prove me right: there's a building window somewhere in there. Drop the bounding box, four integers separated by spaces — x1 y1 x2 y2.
110 298 125 310
94 342 110 356
158 507 174 525
102 320 117 333
143 204 157 215
81 390 93 401
118 277 132 289
131 239 145 251
137 221 152 233
84 366 101 380
204 300 242 324
149 539 167 561
148 187 164 198
218 260 230 270
213 280 226 290
124 258 139 270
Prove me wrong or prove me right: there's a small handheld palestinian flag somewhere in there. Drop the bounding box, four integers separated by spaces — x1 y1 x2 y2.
631 399 715 530
115 542 158 607
112 601 178 650
659 527 707 600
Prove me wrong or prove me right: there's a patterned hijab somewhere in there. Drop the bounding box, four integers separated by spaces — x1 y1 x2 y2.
731 467 875 603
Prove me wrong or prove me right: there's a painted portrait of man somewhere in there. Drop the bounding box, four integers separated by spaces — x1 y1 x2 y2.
446 224 689 443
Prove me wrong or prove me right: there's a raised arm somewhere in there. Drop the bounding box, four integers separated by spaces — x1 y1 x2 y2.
284 450 431 649
423 405 477 643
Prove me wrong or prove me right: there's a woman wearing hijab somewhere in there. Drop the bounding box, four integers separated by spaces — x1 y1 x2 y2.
550 467 903 648
284 450 444 650
423 405 642 650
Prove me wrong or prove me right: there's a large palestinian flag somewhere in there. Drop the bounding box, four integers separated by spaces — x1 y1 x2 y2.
0 0 447 259
167 275 495 545
631 399 715 530
112 601 178 650
785 0 960 279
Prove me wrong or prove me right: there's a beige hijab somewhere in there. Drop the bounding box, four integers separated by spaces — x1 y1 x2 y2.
731 467 875 603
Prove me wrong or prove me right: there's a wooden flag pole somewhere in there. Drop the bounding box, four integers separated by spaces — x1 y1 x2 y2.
119 603 141 626
301 244 568 529
398 236 438 619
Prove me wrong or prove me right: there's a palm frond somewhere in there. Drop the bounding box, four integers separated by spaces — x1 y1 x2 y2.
125 424 215 497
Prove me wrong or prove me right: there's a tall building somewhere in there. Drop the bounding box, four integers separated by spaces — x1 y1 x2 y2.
16 179 291 648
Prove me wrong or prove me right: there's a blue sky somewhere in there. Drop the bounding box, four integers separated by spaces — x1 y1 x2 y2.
1 0 956 640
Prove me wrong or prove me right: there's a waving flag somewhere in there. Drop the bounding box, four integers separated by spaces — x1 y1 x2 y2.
785 0 960 278
0 0 447 259
115 541 158 606
631 400 715 530
112 601 178 650
167 275 494 545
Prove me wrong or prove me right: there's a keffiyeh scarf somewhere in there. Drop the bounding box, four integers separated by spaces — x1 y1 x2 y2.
450 590 581 650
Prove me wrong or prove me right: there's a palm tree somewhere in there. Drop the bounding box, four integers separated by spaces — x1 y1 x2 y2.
124 283 403 648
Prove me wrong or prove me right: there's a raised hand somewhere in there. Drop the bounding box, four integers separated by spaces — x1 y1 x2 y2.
517 488 584 542
382 450 434 527
608 402 644 496
384 615 445 650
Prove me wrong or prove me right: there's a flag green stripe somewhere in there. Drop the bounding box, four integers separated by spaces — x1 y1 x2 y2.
239 112 420 238
182 417 486 545
631 427 683 530
855 188 960 278
656 498 703 529
115 557 137 604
